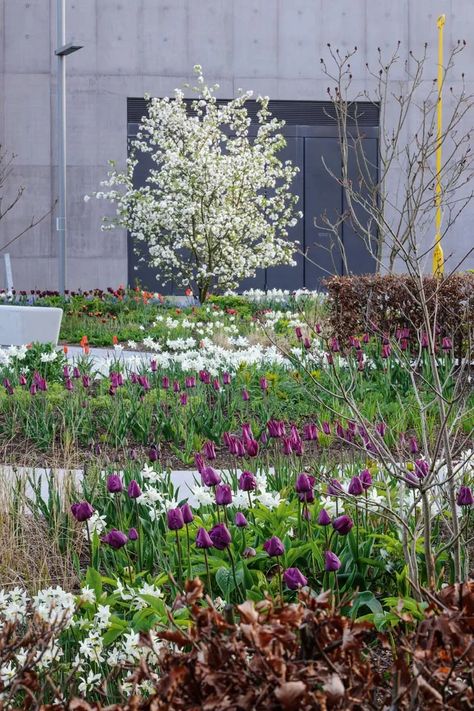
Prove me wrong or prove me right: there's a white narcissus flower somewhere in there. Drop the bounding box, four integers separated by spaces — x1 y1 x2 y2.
78 585 96 605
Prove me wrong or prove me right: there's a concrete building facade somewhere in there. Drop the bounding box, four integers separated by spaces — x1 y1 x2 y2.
0 0 473 291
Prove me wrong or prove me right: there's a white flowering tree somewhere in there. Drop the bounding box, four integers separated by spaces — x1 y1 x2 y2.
94 67 301 302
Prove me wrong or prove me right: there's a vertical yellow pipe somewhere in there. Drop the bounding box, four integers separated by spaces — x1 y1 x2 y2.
433 14 445 276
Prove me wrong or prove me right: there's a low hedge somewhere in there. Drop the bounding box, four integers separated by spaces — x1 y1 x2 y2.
324 272 474 344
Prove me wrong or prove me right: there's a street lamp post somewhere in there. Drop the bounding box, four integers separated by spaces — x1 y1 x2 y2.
55 0 82 295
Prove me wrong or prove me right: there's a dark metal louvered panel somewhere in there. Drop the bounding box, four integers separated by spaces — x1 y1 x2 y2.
127 98 379 127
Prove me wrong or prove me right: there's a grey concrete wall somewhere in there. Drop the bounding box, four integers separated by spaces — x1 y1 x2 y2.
0 0 473 291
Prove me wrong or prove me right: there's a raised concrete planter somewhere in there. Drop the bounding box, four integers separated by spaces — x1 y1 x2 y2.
0 305 63 346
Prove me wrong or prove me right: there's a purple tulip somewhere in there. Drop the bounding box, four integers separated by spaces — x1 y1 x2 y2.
71 501 94 522
234 438 246 457
201 466 221 487
442 336 453 351
203 441 217 460
107 473 123 494
185 376 196 388
149 444 159 462
82 374 91 388
173 380 180 393
324 551 341 572
199 370 211 384
332 515 354 535
405 471 420 488
260 376 268 391
245 439 259 457
335 422 345 439
457 486 473 507
239 470 257 491
243 423 254 442
303 337 311 350
223 372 231 385
375 421 387 437
415 459 429 479
234 512 248 528
242 389 250 402
128 527 138 541
290 425 301 446
321 421 331 436
194 452 205 474
317 509 332 526
195 527 213 549
283 567 308 590
215 484 233 506
150 359 157 372
295 326 303 340
19 375 27 387
209 523 232 550
348 476 364 496
181 503 194 524
381 344 391 359
282 437 293 455
330 337 340 353
268 419 285 438
102 529 128 549
409 437 419 454
180 393 188 406
263 536 285 557
327 479 344 496
359 469 372 490
167 508 184 530
127 480 142 499
299 489 315 504
303 423 318 441
295 473 312 493
161 376 170 389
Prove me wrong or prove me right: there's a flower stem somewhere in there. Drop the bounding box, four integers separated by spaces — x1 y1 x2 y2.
175 530 182 588
204 549 212 597
277 556 283 602
227 548 242 603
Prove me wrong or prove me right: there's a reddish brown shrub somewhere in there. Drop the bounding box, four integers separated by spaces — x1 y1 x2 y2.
324 273 474 345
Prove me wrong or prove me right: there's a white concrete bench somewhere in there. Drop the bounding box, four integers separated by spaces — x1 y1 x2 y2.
0 305 63 346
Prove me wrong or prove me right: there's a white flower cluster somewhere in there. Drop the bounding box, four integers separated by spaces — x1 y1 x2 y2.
90 337 290 378
188 471 281 510
0 579 166 700
93 67 302 295
0 345 28 367
241 288 325 305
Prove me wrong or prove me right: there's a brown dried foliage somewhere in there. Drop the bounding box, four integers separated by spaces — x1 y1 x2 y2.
146 578 377 710
393 581 474 710
324 273 474 344
3 580 474 710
